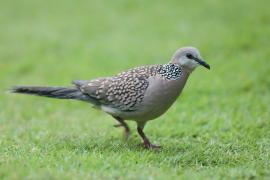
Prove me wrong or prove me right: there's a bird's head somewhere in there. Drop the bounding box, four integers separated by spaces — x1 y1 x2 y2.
171 47 210 72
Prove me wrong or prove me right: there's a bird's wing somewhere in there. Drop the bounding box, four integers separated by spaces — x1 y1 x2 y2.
73 65 161 111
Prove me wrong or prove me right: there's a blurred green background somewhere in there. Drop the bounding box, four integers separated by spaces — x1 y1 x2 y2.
0 0 270 179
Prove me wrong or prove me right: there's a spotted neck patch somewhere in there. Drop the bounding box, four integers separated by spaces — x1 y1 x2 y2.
157 63 182 80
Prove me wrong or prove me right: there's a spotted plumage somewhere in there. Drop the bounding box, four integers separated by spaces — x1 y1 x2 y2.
74 63 182 111
10 47 210 149
75 65 160 111
157 63 182 80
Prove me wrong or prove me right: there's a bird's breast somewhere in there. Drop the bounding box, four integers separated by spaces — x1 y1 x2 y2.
136 74 189 121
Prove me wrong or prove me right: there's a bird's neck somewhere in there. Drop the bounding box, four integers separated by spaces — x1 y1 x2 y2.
157 63 183 80
170 58 196 74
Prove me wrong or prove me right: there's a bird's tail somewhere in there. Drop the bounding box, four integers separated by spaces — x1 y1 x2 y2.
10 86 89 101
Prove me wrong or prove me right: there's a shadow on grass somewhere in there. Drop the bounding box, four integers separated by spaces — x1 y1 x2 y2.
42 133 251 168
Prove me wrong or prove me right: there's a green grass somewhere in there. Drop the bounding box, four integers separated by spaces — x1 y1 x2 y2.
1 0 270 179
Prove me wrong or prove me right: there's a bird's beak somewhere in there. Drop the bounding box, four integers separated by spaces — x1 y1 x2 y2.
193 57 210 70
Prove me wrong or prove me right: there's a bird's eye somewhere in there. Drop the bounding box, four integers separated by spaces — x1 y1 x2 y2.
186 53 193 59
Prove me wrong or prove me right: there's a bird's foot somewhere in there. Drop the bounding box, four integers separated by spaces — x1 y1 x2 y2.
143 141 161 149
124 130 131 141
114 124 131 140
113 124 123 128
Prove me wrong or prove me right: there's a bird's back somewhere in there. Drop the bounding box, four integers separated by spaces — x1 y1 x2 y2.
73 65 162 111
74 63 189 121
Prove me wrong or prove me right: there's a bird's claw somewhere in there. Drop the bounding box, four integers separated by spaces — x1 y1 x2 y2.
124 130 131 141
143 141 161 149
113 124 123 128
114 124 130 140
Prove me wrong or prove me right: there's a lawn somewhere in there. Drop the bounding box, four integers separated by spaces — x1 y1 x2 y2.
0 0 270 179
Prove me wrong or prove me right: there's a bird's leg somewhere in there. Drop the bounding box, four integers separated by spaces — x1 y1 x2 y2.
137 124 161 149
112 116 131 140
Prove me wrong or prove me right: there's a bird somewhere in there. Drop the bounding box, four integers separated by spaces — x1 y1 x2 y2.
10 47 210 149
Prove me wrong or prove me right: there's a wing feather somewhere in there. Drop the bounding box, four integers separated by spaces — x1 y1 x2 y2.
73 65 160 111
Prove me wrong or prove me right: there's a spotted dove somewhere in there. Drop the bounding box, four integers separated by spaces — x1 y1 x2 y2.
10 47 210 148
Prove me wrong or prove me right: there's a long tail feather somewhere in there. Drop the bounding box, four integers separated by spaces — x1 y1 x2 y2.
10 86 89 101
